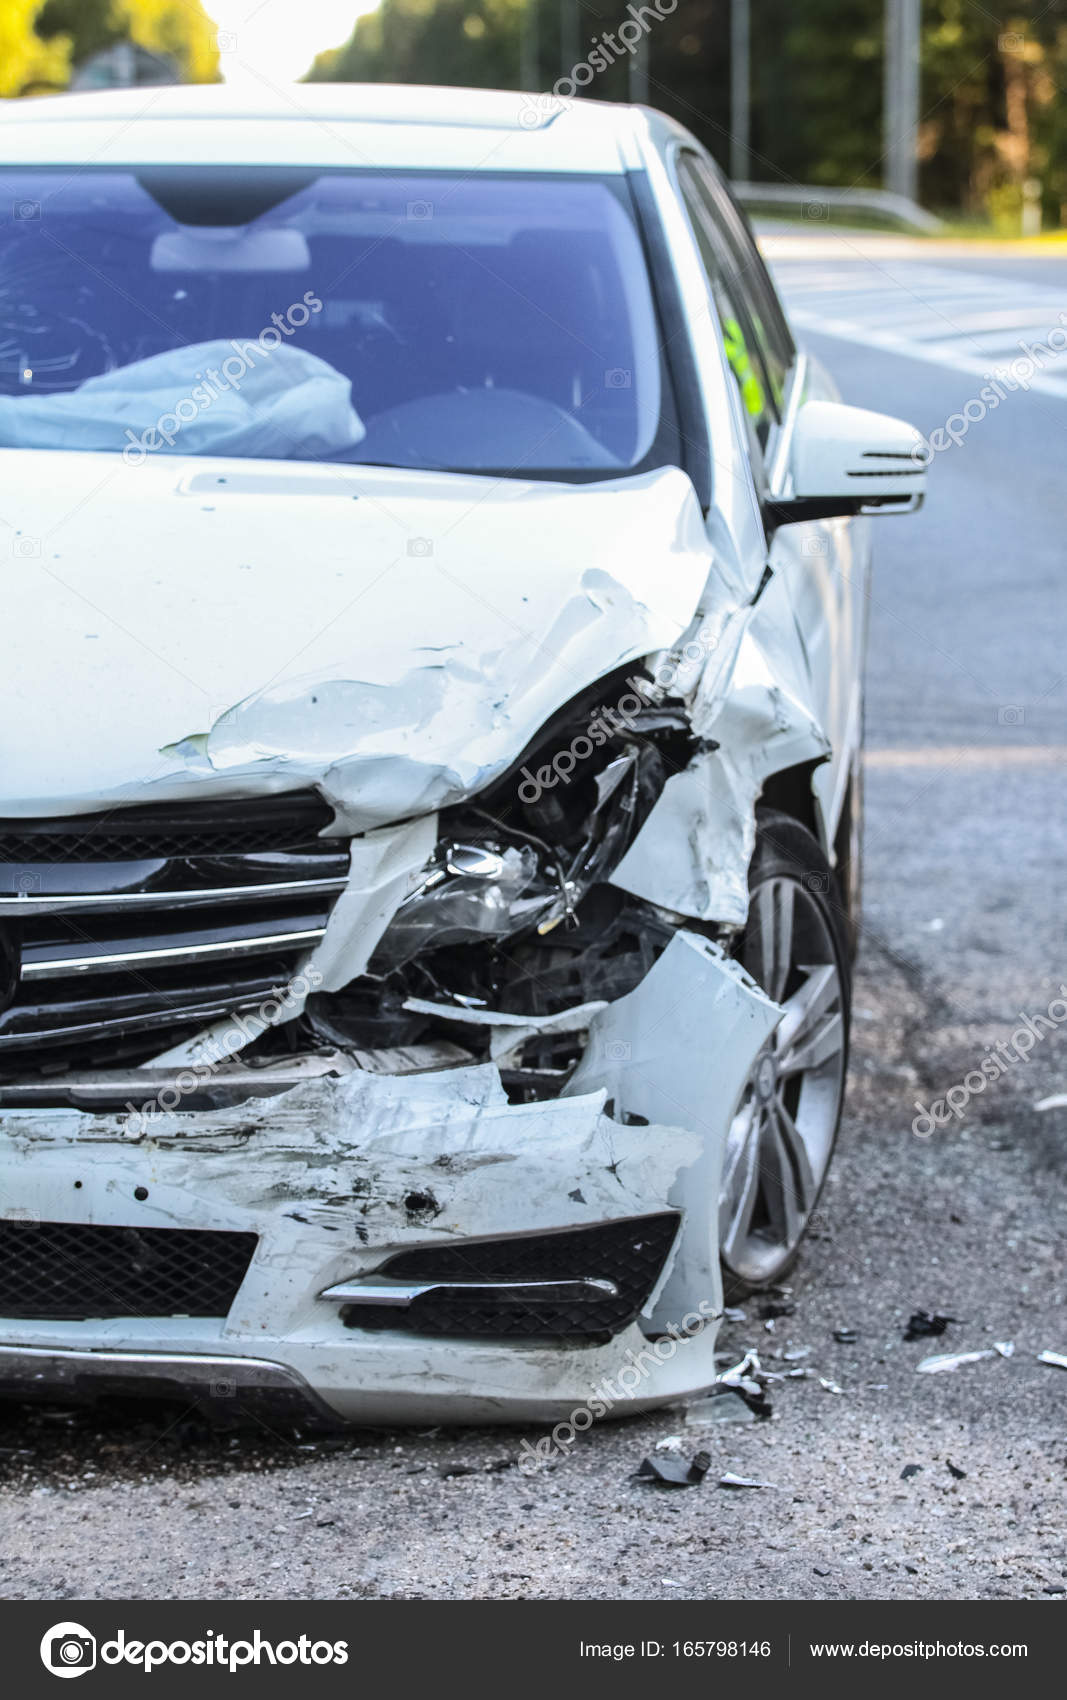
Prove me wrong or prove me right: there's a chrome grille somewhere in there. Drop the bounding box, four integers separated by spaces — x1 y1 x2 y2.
0 791 348 1073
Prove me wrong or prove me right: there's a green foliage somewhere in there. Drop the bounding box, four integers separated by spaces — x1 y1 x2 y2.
0 1 69 94
307 0 1067 227
31 0 220 87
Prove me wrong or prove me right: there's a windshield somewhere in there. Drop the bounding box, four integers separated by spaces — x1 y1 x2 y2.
0 168 679 478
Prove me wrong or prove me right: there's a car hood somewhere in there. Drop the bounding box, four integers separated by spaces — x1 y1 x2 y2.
2 451 712 827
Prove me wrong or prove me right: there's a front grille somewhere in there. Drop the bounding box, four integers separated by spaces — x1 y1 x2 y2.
0 791 349 1074
0 792 336 863
343 1213 681 1340
0 1221 258 1319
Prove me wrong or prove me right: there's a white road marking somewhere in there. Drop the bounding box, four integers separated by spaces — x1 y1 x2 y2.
769 257 1067 397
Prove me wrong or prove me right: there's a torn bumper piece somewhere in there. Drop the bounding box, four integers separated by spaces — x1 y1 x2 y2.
0 937 779 1425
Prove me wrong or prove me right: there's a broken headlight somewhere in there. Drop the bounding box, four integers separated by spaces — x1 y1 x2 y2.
369 840 546 972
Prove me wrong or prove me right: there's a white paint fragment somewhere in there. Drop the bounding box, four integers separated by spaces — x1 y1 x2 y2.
307 815 438 994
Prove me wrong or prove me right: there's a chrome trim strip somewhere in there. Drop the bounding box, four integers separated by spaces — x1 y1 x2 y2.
20 927 326 981
321 1276 620 1307
0 876 347 918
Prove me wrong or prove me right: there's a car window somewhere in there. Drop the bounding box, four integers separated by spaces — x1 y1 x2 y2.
688 157 796 402
0 169 683 480
676 151 794 451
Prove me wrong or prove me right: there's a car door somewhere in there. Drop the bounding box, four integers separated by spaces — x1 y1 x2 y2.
671 147 867 845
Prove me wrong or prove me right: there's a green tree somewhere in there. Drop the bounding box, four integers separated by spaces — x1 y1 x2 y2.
0 1 69 95
35 0 220 85
305 0 1067 225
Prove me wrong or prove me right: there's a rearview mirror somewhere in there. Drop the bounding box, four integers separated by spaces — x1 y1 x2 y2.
767 399 926 529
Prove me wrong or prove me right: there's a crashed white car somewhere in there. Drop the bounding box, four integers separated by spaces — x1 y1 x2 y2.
0 85 924 1425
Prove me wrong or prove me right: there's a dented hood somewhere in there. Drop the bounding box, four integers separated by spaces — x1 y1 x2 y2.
3 450 711 824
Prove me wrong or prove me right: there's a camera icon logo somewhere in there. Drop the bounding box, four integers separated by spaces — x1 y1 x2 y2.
407 537 433 557
40 1623 96 1679
604 368 632 389
14 200 40 221
13 537 41 558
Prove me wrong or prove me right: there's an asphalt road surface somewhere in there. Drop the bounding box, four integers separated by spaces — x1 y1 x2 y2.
1 239 1064 1603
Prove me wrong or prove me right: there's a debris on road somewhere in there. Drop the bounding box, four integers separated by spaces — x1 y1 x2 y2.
916 1349 1001 1373
1038 1349 1067 1370
722 1306 747 1323
819 1377 844 1395
1034 1094 1067 1112
716 1350 774 1417
636 1450 712 1488
718 1350 764 1395
946 1460 967 1480
833 1327 858 1344
900 1464 923 1480
718 1472 779 1490
654 1434 686 1453
904 1310 961 1341
685 1391 756 1426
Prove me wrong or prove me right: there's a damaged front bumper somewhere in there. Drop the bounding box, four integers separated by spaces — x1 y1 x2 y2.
0 936 780 1425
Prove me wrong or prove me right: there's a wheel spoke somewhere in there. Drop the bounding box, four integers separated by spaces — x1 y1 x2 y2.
756 878 794 1003
773 1095 817 1213
779 1010 844 1077
719 1108 763 1269
758 1107 802 1247
775 963 837 1056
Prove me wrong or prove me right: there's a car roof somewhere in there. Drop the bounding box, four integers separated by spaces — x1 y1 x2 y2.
0 83 650 172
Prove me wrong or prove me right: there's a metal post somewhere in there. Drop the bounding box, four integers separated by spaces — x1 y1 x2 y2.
560 0 580 87
730 0 750 183
884 0 920 204
520 0 540 89
629 35 650 105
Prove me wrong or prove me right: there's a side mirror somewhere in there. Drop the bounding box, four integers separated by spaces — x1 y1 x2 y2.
767 399 926 529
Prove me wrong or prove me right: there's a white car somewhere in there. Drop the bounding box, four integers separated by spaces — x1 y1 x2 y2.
0 85 924 1426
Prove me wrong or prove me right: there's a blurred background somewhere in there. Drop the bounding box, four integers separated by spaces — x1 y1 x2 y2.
4 0 1067 236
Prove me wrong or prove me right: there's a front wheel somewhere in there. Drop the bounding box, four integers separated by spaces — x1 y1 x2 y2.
719 811 851 1292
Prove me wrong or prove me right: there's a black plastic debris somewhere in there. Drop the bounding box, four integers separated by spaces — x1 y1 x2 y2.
758 1299 796 1320
636 1449 712 1488
904 1310 961 1341
833 1326 858 1344
900 1463 923 1480
946 1459 967 1480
